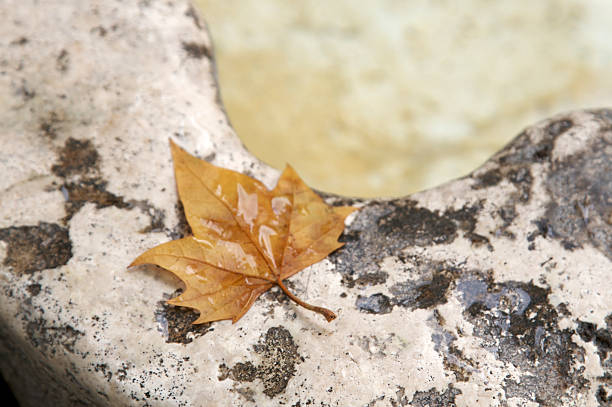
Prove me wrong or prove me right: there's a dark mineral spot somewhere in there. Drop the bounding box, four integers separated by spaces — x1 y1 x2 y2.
26 283 41 296
56 49 70 72
356 293 393 314
0 222 72 274
185 6 203 29
532 142 553 162
52 138 100 178
507 167 533 202
137 203 166 234
94 363 113 381
219 326 301 398
527 218 556 243
155 289 212 344
39 112 61 139
576 320 597 342
90 25 107 37
181 41 211 60
545 118 573 137
14 79 36 101
9 36 28 46
597 384 612 406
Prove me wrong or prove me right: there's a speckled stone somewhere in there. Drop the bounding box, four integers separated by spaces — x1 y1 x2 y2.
1 1 610 406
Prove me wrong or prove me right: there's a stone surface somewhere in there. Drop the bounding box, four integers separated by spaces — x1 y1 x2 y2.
1 1 610 406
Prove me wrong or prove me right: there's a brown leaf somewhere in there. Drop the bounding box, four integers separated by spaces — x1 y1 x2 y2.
130 140 356 323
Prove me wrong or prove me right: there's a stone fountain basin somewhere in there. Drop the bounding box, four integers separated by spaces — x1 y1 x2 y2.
0 1 610 406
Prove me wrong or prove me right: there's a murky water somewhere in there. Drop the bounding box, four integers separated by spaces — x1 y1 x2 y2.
195 0 612 197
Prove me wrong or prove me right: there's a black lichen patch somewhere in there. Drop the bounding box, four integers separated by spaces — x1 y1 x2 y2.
406 385 461 407
50 137 167 232
353 271 388 287
497 117 573 166
377 201 457 247
445 202 492 250
330 200 477 311
506 166 533 203
356 293 393 314
343 271 388 289
181 41 211 60
219 362 257 382
61 179 130 221
460 279 588 404
355 261 465 315
332 200 489 291
51 138 100 179
219 326 302 398
412 273 452 309
539 134 612 260
0 222 72 274
155 289 212 344
390 267 457 311
254 326 302 397
576 319 611 363
474 118 575 239
388 385 461 407
25 317 84 355
167 201 192 240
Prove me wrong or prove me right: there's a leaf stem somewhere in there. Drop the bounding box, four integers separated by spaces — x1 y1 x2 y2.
276 277 336 322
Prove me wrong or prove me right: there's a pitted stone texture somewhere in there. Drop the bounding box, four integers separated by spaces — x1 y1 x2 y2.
0 0 610 406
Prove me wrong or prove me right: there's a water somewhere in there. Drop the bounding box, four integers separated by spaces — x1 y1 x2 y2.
196 0 612 197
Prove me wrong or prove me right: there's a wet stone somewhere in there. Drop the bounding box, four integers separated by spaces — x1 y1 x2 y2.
1 0 611 405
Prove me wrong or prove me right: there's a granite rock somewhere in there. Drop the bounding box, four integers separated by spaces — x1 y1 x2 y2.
1 0 610 406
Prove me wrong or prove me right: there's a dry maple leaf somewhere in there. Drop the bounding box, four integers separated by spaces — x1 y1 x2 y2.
129 140 356 324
